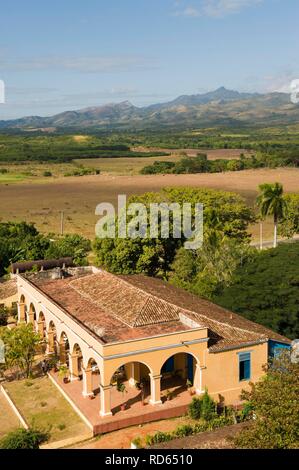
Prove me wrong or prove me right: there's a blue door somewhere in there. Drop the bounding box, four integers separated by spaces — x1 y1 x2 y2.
162 356 174 374
187 355 194 383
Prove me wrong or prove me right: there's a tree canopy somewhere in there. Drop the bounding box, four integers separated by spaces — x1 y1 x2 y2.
0 222 91 276
235 353 299 449
94 187 254 276
214 243 299 339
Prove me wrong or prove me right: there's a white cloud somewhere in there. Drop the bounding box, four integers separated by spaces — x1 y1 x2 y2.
174 0 263 18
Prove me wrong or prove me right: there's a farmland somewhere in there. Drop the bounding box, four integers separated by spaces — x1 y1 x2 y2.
0 167 298 241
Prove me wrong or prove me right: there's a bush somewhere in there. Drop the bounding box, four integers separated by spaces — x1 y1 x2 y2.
43 171 52 177
188 390 217 421
0 306 8 326
145 431 172 446
188 397 202 420
200 389 217 421
0 428 49 449
174 424 194 438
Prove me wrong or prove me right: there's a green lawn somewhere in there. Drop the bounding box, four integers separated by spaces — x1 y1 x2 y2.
4 376 89 443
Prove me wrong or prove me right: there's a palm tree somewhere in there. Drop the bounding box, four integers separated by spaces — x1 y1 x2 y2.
256 182 288 248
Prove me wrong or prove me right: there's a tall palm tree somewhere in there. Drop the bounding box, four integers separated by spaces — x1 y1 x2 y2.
256 182 288 248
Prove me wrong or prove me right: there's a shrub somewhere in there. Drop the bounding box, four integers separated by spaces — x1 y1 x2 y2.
0 305 8 326
0 428 49 449
43 171 52 177
57 423 66 431
188 397 202 420
200 389 217 421
145 431 172 446
174 424 194 438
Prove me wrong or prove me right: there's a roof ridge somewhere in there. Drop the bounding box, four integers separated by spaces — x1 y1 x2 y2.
122 275 270 338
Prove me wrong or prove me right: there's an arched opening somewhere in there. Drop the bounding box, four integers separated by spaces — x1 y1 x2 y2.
37 311 46 339
83 358 101 397
110 362 151 414
70 344 83 380
47 321 57 355
19 295 26 322
28 303 36 324
59 332 70 366
160 353 198 401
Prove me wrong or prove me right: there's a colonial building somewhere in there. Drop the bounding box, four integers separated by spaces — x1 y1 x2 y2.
16 267 290 419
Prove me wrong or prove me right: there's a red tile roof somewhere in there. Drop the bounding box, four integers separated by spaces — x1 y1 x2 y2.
29 270 290 350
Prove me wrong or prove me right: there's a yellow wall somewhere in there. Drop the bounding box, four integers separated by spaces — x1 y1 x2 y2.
203 342 268 403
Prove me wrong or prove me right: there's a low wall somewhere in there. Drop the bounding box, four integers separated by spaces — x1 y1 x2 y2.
93 404 189 435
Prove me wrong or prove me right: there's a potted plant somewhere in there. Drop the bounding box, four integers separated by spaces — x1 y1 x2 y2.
117 381 127 411
58 365 69 384
186 379 194 396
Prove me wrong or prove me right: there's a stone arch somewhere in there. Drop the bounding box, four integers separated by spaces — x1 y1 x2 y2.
37 311 46 339
109 360 152 414
28 302 36 324
82 357 101 397
46 320 58 355
58 331 70 365
159 351 200 399
69 343 84 380
18 294 26 322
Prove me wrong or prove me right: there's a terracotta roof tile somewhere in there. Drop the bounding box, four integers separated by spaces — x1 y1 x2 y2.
28 270 291 349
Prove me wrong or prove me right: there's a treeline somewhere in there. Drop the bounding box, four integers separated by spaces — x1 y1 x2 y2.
0 135 169 163
140 151 296 175
0 222 91 276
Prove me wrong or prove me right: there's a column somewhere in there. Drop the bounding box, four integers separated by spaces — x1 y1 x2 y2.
46 330 55 355
18 302 26 323
82 367 93 397
149 373 162 405
37 321 45 339
126 362 140 387
194 363 205 395
59 342 66 364
99 384 112 417
69 353 80 381
28 310 34 324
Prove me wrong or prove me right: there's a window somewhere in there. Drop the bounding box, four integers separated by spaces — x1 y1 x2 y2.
239 352 251 381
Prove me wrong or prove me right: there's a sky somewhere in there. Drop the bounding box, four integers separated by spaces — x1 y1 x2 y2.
0 0 298 119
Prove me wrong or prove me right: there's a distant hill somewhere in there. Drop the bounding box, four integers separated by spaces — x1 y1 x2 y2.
1 87 298 131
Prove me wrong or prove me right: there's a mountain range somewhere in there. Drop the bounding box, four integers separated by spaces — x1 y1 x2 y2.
1 87 298 130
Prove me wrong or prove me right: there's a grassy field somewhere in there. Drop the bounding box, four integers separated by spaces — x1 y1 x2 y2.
0 148 248 182
4 376 89 443
0 392 21 439
0 167 298 241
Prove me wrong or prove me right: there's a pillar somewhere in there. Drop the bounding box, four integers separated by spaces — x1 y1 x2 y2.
18 302 26 323
46 330 55 355
194 363 205 395
59 342 66 364
149 374 162 405
69 353 80 381
37 321 45 339
28 310 35 324
125 362 140 387
100 384 112 417
82 367 93 397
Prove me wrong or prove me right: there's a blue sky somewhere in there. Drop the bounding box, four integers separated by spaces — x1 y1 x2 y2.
0 0 298 119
